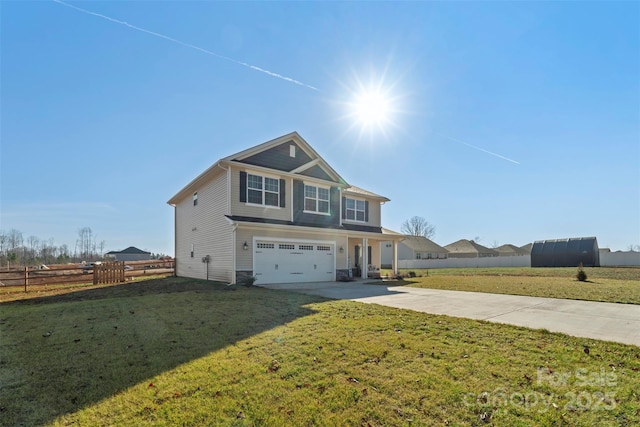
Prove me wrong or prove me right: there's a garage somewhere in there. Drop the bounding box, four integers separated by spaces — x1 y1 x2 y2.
253 240 335 284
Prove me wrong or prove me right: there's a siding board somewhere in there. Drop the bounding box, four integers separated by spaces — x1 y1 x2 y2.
174 170 233 282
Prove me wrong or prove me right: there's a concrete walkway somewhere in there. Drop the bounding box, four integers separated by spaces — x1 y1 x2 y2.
259 281 640 347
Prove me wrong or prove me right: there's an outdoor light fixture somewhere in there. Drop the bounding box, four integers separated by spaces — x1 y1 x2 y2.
339 246 344 253
243 241 248 251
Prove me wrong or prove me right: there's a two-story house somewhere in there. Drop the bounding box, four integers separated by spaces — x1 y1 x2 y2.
167 132 402 285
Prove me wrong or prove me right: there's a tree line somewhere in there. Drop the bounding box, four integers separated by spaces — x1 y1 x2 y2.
0 227 167 269
0 227 105 268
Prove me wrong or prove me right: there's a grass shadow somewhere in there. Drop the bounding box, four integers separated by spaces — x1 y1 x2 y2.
365 279 417 286
0 277 328 426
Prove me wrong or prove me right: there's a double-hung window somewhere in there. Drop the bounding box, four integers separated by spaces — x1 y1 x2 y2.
345 198 366 221
247 174 279 207
304 184 330 214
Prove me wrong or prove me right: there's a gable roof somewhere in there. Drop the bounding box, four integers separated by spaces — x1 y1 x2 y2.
401 236 449 253
168 132 387 206
495 244 529 256
223 132 347 185
444 239 498 255
106 246 150 255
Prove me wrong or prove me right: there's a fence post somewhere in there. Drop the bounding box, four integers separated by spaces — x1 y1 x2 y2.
24 266 28 293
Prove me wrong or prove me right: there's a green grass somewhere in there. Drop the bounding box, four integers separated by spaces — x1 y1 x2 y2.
1 277 639 426
383 267 640 304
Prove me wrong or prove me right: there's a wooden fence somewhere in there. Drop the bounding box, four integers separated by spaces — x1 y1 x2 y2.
0 259 174 292
94 261 125 285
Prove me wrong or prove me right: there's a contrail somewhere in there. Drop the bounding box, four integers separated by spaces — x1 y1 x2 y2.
439 133 521 165
53 0 319 91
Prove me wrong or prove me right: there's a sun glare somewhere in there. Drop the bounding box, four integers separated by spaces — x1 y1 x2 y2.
335 65 406 144
353 90 391 127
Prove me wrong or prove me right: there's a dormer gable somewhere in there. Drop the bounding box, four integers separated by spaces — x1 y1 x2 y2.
223 131 346 185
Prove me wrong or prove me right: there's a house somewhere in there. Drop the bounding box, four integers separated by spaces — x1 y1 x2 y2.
167 132 403 285
105 246 151 262
443 239 499 258
519 243 533 254
531 237 599 267
495 244 530 257
381 235 448 267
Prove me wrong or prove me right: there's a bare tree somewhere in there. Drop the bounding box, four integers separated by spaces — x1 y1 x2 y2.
401 216 436 239
628 244 640 252
27 235 39 261
0 230 6 256
7 229 23 251
77 227 93 260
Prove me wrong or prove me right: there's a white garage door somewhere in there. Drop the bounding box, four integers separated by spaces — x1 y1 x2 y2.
254 241 335 284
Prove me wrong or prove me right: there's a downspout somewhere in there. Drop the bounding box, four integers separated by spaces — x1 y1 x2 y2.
231 223 238 284
173 203 178 277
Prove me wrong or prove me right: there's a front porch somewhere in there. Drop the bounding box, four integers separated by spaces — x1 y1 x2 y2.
342 235 400 280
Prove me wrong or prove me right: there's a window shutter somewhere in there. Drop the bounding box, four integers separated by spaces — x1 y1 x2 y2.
365 200 369 222
240 171 247 202
342 197 346 219
279 179 286 208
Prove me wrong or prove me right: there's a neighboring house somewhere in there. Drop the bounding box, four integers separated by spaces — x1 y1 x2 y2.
381 235 448 267
167 132 403 285
495 244 530 257
105 246 151 262
531 237 600 267
520 243 533 254
444 239 499 258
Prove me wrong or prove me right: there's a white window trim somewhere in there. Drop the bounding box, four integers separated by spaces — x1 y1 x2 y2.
343 197 367 223
246 172 281 208
303 182 331 216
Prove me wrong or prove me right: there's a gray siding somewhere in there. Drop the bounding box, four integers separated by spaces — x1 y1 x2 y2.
175 170 233 282
292 180 341 227
238 140 314 172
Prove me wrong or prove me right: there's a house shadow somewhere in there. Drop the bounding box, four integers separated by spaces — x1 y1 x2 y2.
0 277 328 426
258 278 417 300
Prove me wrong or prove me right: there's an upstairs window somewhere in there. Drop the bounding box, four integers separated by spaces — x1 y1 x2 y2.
345 198 366 222
247 174 279 207
193 192 198 206
304 184 330 214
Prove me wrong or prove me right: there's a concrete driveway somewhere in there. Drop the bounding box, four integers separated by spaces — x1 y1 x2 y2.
259 281 640 347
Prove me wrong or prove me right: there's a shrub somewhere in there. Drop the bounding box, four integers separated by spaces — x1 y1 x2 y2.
242 275 258 286
408 271 417 278
576 264 588 282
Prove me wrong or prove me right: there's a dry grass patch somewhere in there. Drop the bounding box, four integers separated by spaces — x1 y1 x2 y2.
1 277 638 426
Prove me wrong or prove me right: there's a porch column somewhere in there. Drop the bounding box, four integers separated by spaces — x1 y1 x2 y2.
361 238 368 279
392 240 398 276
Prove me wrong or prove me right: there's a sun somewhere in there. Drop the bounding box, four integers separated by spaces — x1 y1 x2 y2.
353 90 392 128
338 72 402 140
333 64 407 145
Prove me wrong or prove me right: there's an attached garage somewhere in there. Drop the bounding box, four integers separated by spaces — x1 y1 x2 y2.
253 239 335 284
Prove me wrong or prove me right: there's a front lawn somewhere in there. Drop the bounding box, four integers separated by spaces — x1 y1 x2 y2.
388 267 640 304
1 277 638 426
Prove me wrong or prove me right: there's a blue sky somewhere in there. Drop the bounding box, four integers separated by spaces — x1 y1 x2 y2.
1 1 638 255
